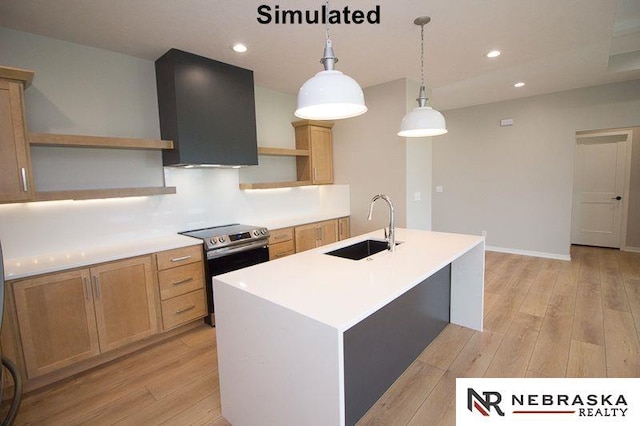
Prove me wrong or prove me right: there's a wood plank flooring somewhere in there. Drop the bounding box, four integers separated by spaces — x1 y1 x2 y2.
2 245 639 425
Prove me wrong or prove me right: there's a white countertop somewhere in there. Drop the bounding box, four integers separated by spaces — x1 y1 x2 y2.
214 228 484 331
3 234 201 280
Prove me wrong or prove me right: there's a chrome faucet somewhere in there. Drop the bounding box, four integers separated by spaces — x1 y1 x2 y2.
367 194 395 252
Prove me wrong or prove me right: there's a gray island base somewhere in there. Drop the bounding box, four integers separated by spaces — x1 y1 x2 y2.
213 228 484 425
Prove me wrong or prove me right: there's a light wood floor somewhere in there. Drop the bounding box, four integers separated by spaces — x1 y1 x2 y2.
3 246 640 425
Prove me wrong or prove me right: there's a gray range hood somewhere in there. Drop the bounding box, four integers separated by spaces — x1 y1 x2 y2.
155 49 258 167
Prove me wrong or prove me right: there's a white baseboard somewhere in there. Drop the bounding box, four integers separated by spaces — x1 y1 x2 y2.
485 245 571 261
622 246 640 253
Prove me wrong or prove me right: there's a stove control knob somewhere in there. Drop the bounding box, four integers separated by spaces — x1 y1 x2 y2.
210 238 217 245
252 230 259 237
218 236 225 243
261 229 267 235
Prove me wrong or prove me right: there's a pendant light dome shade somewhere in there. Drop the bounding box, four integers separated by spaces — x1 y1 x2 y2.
295 35 367 120
398 106 447 137
295 69 367 120
398 16 447 138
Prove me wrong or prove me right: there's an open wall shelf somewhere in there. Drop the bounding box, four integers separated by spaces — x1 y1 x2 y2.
257 147 309 157
33 187 177 202
30 133 174 150
28 133 176 201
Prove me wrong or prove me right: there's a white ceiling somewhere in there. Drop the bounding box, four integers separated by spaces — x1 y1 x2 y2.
1 0 639 111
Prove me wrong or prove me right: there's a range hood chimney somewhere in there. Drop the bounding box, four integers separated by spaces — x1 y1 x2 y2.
155 49 258 167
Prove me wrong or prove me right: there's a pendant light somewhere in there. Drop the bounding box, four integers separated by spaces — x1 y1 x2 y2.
295 0 367 120
398 16 447 137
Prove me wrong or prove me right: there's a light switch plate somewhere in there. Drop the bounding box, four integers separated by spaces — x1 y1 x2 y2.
436 186 443 193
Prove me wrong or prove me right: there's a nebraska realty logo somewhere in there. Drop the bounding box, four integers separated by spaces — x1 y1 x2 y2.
456 378 640 425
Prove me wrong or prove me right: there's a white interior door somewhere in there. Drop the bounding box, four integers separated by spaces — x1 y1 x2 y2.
571 132 630 248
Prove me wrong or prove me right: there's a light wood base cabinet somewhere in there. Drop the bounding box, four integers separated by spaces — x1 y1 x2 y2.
12 256 158 379
160 289 207 330
12 269 100 378
2 246 207 392
338 217 350 240
155 246 207 331
295 219 338 253
90 257 158 353
268 227 295 260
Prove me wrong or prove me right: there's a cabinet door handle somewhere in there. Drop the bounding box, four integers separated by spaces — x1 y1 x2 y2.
175 305 196 314
21 168 28 192
313 167 317 181
339 222 342 235
93 276 101 299
171 255 192 263
172 277 193 286
83 277 91 300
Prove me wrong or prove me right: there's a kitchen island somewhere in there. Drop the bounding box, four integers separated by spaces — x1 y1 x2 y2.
213 228 484 426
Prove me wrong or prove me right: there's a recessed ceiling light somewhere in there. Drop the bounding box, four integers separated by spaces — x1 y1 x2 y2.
486 50 501 58
232 43 248 53
514 82 525 88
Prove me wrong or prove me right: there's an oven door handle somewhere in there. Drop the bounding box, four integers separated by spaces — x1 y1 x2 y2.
206 240 269 260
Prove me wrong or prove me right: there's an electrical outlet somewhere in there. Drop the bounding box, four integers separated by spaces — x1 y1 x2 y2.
481 230 487 237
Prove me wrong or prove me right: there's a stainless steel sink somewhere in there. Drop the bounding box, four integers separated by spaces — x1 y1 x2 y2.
325 239 394 260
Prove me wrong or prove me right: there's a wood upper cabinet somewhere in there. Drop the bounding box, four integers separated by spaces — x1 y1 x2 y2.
293 120 334 185
0 67 34 203
295 219 338 253
90 256 158 352
12 256 158 378
12 269 100 378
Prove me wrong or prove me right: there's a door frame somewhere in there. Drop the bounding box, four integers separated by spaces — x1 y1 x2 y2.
572 128 633 249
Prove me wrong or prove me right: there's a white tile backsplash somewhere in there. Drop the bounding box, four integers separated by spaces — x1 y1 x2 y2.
0 168 350 259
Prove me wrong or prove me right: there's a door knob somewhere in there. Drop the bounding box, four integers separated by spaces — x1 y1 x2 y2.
611 196 622 200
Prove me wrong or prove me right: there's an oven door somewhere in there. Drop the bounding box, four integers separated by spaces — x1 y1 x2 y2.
207 240 269 274
205 240 269 325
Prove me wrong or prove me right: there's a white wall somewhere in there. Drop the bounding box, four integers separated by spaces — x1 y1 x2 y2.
333 79 407 236
0 27 349 259
433 80 640 258
239 86 298 184
0 27 160 138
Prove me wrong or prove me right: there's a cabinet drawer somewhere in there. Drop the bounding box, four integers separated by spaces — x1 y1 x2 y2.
268 227 293 245
161 289 207 330
156 245 202 271
269 240 295 260
158 262 205 300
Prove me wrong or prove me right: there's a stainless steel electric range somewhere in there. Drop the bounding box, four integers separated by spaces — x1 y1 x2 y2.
180 224 270 326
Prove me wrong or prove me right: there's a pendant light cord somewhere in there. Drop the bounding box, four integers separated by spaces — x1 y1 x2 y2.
413 16 431 107
325 0 331 41
420 23 425 88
